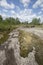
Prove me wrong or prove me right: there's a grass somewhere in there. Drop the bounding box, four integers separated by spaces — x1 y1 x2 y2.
0 32 9 45
19 30 33 57
19 30 43 65
0 23 19 45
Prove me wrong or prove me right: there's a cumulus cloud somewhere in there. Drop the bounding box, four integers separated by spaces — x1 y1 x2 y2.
3 9 8 12
0 0 15 9
41 8 43 11
0 8 35 22
15 6 20 12
19 8 32 15
0 0 43 22
38 11 42 15
33 0 43 8
15 8 43 22
0 12 8 19
11 10 15 14
20 0 31 7
16 8 37 22
0 7 43 22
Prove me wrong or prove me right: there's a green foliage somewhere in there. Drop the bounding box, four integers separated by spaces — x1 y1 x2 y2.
4 17 20 25
0 15 3 22
0 15 21 45
0 15 21 32
31 18 40 25
16 18 20 24
21 21 28 25
0 32 9 44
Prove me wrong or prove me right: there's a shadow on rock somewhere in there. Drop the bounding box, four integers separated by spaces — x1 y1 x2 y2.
3 47 17 65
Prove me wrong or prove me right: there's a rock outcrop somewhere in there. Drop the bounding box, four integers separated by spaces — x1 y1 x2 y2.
0 29 38 65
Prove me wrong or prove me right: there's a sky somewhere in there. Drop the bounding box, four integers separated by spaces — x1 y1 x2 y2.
0 0 43 22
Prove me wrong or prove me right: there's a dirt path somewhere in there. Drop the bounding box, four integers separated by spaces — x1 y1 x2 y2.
0 28 39 65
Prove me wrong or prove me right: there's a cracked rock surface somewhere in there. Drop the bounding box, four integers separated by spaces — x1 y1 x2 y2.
0 29 38 65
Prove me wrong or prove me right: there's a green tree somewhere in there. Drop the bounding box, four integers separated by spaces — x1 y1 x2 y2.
4 17 15 24
0 15 3 22
31 18 40 25
16 18 20 24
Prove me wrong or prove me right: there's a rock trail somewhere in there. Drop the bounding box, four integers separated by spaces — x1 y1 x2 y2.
0 29 38 65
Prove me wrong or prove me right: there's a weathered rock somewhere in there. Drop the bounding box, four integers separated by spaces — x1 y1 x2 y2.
0 29 38 65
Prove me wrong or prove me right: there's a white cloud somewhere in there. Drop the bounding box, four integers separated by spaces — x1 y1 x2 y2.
38 11 42 14
40 4 43 7
0 8 43 22
20 0 31 7
11 10 15 14
17 8 37 22
33 0 43 8
10 10 17 19
41 8 43 11
15 6 20 12
19 8 32 15
0 12 8 19
0 0 15 9
17 8 43 22
3 9 8 12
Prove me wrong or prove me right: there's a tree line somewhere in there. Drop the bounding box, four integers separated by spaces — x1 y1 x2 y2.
0 15 42 26
0 15 21 32
0 15 20 25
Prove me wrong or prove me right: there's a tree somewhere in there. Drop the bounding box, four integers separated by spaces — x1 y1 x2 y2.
31 18 40 25
15 18 20 24
24 21 28 24
4 17 16 24
0 15 3 22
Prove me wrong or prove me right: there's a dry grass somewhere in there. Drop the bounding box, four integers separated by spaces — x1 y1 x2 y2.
19 30 33 57
19 30 43 65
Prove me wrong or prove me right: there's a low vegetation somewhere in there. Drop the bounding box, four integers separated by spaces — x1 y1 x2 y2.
0 32 9 45
0 15 20 45
19 30 43 65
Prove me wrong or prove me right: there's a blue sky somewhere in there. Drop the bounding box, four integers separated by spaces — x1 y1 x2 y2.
0 0 43 22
